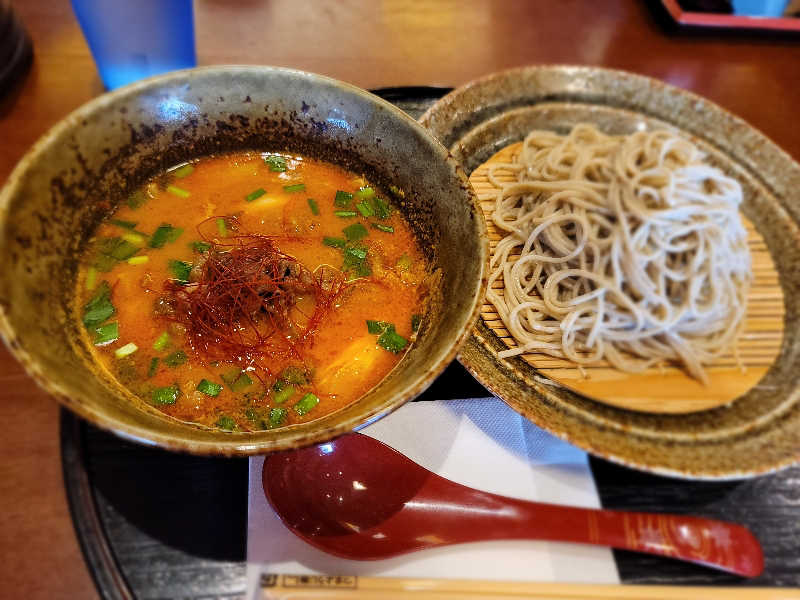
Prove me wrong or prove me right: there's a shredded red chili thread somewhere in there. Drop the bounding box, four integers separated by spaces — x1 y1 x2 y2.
163 230 348 379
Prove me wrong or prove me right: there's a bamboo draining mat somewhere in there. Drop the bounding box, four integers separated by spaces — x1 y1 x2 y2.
256 574 800 599
469 142 784 414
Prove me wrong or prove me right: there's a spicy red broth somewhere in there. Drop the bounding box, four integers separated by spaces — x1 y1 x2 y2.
77 152 427 431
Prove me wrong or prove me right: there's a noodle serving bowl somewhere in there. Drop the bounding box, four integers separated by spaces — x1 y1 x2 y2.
0 66 488 455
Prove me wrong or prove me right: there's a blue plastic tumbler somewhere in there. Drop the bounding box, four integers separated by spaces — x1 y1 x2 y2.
71 0 196 90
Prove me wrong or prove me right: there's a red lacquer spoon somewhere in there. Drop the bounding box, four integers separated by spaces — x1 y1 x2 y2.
263 433 764 577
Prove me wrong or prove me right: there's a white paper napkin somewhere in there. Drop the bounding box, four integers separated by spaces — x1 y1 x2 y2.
246 397 619 598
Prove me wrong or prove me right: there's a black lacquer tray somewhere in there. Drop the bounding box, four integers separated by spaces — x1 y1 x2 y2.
62 89 800 600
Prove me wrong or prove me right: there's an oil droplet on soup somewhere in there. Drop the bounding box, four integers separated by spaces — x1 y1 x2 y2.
77 152 428 431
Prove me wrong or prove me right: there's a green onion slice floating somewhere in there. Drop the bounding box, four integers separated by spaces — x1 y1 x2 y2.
110 219 138 230
149 224 176 248
215 415 236 431
307 198 320 215
83 281 115 328
264 155 287 172
92 321 119 346
334 190 353 208
322 237 346 249
334 210 358 218
378 329 408 353
246 188 266 202
152 384 179 406
343 223 368 242
114 342 138 358
371 223 394 233
172 164 194 178
373 197 391 219
273 385 296 404
294 393 320 416
283 183 306 193
147 357 160 378
356 199 374 217
356 186 375 200
196 379 223 397
166 184 190 198
152 331 170 351
268 407 287 428
190 241 211 254
164 349 187 367
168 260 192 284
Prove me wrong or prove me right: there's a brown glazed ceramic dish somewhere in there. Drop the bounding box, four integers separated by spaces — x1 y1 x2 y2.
0 66 488 455
420 65 800 479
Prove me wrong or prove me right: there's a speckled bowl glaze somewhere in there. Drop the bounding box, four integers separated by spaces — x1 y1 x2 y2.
0 66 487 455
420 65 800 479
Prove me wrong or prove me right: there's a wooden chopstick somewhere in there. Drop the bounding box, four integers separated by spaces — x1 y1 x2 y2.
256 574 800 599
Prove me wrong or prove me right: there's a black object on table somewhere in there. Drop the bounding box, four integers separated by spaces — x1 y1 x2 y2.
62 89 800 600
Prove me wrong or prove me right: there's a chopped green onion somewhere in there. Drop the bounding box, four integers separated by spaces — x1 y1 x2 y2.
246 188 266 202
82 281 115 328
196 379 223 397
127 190 146 209
323 236 346 249
151 384 179 405
190 241 211 254
274 385 296 404
166 227 184 243
153 331 170 351
147 357 159 378
343 245 371 278
294 393 319 416
221 368 253 392
115 342 138 358
168 259 192 284
395 254 412 271
264 155 287 172
216 218 227 237
127 255 149 265
366 320 392 334
334 190 353 208
215 415 237 431
307 198 320 215
334 210 357 218
268 407 287 428
356 199 374 217
412 314 421 333
149 224 175 248
121 231 148 247
373 197 391 219
166 184 190 198
378 329 408 353
164 349 187 367
172 164 194 178
388 184 404 198
357 186 375 200
343 223 368 242
95 237 140 264
283 183 306 193
110 219 138 230
93 322 119 346
85 267 97 291
371 223 394 233
345 246 367 261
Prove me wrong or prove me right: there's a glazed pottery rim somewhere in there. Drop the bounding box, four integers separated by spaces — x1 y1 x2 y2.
0 65 489 455
420 64 800 479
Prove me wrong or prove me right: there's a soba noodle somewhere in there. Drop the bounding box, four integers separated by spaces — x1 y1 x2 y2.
487 124 751 384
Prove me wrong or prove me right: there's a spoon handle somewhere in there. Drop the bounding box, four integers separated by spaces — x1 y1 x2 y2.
508 500 762 577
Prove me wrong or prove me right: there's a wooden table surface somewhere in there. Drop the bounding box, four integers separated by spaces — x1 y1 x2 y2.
1 1 799 598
